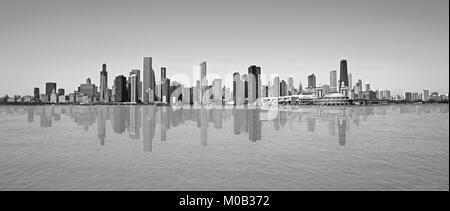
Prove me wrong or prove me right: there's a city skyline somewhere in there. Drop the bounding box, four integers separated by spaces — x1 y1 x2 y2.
0 0 448 97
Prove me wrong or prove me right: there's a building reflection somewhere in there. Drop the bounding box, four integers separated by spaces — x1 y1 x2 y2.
15 104 447 151
143 106 155 152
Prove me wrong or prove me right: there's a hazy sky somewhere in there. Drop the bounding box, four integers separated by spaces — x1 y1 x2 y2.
0 0 448 96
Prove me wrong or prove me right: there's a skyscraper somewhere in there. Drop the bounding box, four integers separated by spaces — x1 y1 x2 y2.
114 75 127 102
233 72 241 105
130 73 138 103
33 88 40 101
348 72 353 90
248 65 261 99
143 57 155 103
273 77 280 97
100 64 109 103
213 79 222 104
287 77 294 94
365 83 371 92
248 74 256 103
58 89 65 96
161 67 166 82
162 78 171 103
45 82 57 96
330 70 337 93
130 69 141 102
242 74 248 99
79 78 98 100
339 59 349 90
280 80 287 96
200 61 207 105
308 74 316 88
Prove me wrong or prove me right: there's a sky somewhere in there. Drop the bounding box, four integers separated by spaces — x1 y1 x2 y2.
0 0 448 96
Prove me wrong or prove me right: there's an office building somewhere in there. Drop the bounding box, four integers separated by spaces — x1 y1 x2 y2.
50 89 58 103
99 64 109 103
45 82 57 95
58 89 65 96
213 79 223 104
200 61 207 104
248 74 256 103
114 75 127 102
404 92 412 101
162 78 171 103
78 78 98 100
143 57 155 103
161 67 166 81
339 59 349 90
233 72 242 105
130 69 141 102
330 70 337 93
365 83 371 92
248 65 261 99
272 76 280 97
308 74 316 88
130 73 138 103
348 72 353 90
280 80 287 96
422 90 430 101
33 88 40 101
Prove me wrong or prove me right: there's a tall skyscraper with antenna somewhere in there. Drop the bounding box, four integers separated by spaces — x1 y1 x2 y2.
100 64 109 102
339 59 349 91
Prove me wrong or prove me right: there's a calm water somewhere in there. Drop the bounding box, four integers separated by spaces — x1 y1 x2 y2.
0 104 448 191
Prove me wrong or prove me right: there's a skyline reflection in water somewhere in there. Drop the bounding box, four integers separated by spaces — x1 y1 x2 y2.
1 104 448 152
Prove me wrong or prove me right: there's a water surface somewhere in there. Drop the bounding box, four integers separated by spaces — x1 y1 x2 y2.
0 104 448 190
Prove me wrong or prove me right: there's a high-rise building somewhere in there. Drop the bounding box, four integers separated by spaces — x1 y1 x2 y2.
411 92 419 101
162 78 171 103
200 61 207 105
322 84 331 95
242 74 248 99
308 74 316 88
248 65 261 99
273 77 280 97
248 74 256 103
78 78 98 100
365 83 371 92
299 82 303 94
58 89 65 96
130 73 138 103
383 89 391 100
355 79 363 96
233 72 242 105
348 72 353 90
143 57 155 103
422 90 430 101
161 67 166 82
33 88 40 101
100 64 109 103
280 80 287 96
213 79 223 104
330 70 337 93
130 69 141 102
45 82 57 96
404 92 412 101
339 59 349 91
182 87 193 105
287 77 294 92
114 75 127 102
50 89 58 103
